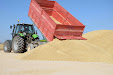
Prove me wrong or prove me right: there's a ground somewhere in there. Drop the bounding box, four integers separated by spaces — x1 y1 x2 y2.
0 44 3 50
0 30 113 75
0 50 113 75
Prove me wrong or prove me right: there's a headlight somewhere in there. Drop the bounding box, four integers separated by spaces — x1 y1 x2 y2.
23 32 26 36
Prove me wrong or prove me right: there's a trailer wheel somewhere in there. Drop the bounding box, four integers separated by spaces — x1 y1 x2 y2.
4 40 12 52
27 44 34 51
12 36 25 53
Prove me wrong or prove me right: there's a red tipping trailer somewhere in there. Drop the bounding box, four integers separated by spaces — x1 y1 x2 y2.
28 0 86 41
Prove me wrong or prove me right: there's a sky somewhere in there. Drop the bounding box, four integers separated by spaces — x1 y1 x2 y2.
0 0 113 43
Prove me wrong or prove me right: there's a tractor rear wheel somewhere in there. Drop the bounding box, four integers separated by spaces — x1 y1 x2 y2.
12 36 26 53
4 40 12 52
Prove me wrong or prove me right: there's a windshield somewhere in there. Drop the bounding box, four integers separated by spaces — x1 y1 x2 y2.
21 25 35 33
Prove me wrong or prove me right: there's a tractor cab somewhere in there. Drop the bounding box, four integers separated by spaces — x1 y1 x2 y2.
11 24 36 38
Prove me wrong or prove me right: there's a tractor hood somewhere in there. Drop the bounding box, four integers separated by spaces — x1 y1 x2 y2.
18 33 39 39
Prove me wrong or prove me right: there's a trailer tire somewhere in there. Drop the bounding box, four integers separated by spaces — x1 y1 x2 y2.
12 35 25 53
27 44 34 51
4 40 12 53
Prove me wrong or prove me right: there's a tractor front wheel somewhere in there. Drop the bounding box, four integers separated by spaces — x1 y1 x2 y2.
12 36 26 53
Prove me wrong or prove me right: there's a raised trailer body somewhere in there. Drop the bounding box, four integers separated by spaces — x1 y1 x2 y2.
28 0 86 41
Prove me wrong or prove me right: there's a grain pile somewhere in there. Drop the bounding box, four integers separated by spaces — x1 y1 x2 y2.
0 44 3 50
18 30 113 64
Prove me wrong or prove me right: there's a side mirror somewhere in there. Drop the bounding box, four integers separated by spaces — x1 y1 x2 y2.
10 26 12 29
13 24 15 28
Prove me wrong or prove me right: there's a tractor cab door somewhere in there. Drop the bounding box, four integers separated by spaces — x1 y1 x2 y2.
12 25 21 38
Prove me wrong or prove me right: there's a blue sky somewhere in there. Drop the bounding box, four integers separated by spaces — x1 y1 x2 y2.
0 0 113 42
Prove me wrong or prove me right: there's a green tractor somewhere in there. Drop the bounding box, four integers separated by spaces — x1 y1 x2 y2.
4 23 47 53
